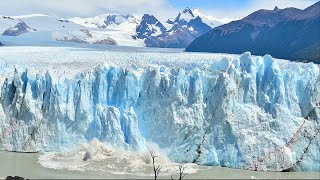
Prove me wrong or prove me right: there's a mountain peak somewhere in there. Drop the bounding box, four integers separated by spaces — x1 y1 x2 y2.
182 7 193 14
135 14 166 39
142 14 155 20
175 7 196 23
2 20 36 36
180 7 195 17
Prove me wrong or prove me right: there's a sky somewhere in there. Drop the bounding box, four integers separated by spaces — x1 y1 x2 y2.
170 0 318 18
0 0 318 21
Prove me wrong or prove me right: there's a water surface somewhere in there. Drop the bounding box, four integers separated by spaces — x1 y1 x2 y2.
0 151 319 179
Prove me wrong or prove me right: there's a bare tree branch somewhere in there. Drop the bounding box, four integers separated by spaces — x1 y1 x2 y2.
147 146 161 180
179 165 187 180
171 165 187 180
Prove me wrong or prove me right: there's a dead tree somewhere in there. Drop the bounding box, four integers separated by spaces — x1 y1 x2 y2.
148 147 161 180
178 166 187 180
171 165 187 180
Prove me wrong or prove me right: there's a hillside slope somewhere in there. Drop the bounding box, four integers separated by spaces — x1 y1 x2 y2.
186 2 320 63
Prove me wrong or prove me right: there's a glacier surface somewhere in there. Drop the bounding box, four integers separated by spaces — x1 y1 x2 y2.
0 46 319 172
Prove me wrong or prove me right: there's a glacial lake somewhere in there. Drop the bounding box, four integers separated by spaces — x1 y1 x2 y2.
0 151 319 179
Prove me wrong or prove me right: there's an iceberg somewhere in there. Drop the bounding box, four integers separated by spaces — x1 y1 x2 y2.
0 47 319 172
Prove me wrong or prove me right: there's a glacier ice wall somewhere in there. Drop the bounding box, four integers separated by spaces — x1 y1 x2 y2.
0 52 319 172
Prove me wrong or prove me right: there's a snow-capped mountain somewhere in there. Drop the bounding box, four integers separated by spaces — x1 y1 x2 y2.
192 8 236 27
134 14 166 39
2 20 36 36
66 15 108 28
136 8 221 48
68 14 140 31
171 7 214 28
67 8 220 48
0 8 226 48
104 14 140 28
168 7 213 35
172 7 196 24
0 14 144 47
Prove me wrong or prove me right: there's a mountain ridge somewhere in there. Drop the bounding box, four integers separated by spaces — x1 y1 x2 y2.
139 8 216 48
186 1 320 63
0 8 226 48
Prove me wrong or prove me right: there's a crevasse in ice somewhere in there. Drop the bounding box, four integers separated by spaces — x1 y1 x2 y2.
0 51 319 172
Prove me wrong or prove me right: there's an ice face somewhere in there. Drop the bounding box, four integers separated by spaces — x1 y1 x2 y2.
0 47 319 172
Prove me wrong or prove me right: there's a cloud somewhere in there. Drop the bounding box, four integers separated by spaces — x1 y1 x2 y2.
0 0 318 20
0 0 177 20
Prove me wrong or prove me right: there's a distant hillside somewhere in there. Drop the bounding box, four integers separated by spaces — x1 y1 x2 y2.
186 2 320 63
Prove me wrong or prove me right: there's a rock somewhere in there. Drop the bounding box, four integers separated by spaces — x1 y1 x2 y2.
83 151 92 161
5 176 29 180
93 38 117 45
56 37 88 44
79 29 93 38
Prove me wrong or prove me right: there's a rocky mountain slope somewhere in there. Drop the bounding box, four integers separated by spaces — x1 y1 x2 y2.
186 2 320 63
135 8 222 48
2 20 36 36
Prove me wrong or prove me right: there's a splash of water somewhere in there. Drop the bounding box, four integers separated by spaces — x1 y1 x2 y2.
38 138 206 176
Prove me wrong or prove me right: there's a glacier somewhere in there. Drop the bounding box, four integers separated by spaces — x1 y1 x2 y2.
0 46 319 172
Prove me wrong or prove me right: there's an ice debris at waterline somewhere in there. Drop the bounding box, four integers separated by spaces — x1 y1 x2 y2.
38 138 204 175
0 47 319 172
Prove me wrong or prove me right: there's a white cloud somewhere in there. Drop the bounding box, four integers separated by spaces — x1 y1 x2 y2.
0 0 177 20
0 0 317 21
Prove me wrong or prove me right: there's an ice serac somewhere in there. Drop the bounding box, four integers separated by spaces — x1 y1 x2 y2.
0 52 319 172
